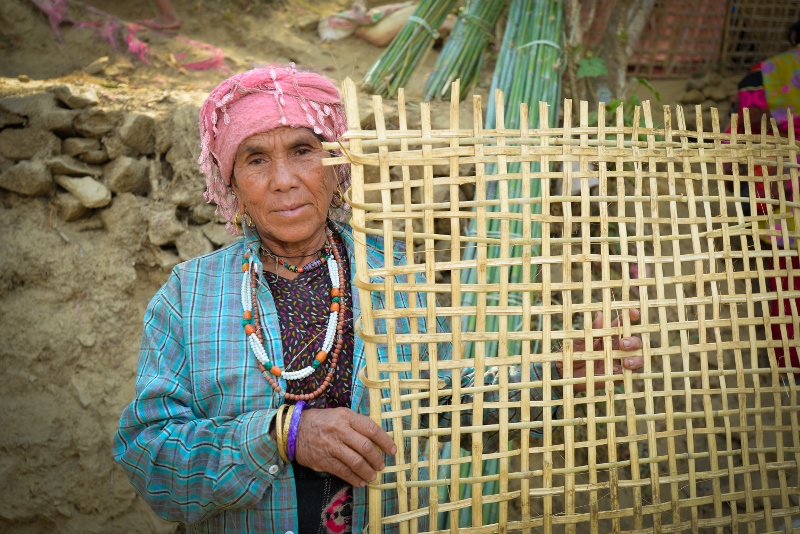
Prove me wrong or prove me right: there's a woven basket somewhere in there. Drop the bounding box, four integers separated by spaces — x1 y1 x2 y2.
323 78 800 533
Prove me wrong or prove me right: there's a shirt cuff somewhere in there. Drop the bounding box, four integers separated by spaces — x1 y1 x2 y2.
240 409 286 481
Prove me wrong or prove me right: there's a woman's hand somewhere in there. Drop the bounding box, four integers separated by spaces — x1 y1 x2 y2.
294 407 397 487
556 309 644 392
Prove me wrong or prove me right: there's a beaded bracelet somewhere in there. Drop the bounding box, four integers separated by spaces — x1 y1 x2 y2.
281 405 294 462
275 405 290 463
286 401 306 461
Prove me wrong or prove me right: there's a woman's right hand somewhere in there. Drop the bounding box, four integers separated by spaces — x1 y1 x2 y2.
293 407 397 487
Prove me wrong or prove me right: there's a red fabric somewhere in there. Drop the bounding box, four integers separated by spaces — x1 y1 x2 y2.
768 256 800 374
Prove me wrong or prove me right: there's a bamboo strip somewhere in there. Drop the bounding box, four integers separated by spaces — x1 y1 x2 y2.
341 78 800 533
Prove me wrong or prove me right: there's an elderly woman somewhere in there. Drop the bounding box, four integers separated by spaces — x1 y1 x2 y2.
114 65 644 533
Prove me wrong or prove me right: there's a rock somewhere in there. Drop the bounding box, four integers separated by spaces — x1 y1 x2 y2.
166 181 205 208
55 192 89 221
680 89 705 105
71 375 93 408
148 204 185 246
156 248 181 271
702 85 728 102
0 128 61 161
83 56 110 75
47 155 102 177
118 113 155 155
77 332 96 347
189 202 218 225
154 112 173 154
104 156 149 195
165 103 203 183
0 93 76 134
54 175 111 208
63 137 100 157
686 77 705 91
296 15 319 32
702 72 722 87
176 227 213 261
103 133 136 160
54 84 99 109
0 93 55 118
35 107 78 134
74 108 120 138
721 79 739 98
0 160 53 196
17 74 30 83
201 222 237 247
100 193 145 252
0 155 12 174
79 149 109 165
0 107 25 128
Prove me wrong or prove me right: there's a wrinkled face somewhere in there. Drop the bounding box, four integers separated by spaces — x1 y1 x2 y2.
230 127 337 250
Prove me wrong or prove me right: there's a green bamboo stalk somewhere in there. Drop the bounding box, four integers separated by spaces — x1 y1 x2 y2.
422 0 508 101
453 3 563 525
362 0 460 98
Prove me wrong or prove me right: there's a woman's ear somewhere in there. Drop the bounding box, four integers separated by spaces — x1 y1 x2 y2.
230 175 246 213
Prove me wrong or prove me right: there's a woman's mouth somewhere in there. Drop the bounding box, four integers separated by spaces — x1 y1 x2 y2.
275 205 306 216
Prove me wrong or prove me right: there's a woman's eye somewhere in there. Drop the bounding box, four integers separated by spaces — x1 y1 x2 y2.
249 157 266 165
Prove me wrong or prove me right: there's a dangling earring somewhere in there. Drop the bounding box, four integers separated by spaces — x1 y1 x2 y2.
234 209 254 228
331 182 345 209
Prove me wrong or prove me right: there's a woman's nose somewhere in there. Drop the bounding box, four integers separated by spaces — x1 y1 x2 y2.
269 157 300 191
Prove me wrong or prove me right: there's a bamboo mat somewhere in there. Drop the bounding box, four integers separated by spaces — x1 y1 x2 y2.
323 78 800 533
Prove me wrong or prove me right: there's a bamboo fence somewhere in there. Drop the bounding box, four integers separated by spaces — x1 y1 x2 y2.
324 78 800 533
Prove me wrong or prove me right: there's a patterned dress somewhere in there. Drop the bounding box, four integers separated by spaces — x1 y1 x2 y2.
264 237 355 534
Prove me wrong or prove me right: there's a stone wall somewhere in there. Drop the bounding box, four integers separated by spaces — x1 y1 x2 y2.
0 81 235 533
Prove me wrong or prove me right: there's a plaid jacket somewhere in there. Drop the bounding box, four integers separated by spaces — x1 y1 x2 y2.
113 222 561 533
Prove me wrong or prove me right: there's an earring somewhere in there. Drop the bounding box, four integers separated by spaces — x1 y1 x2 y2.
234 210 242 228
242 209 254 227
331 182 345 209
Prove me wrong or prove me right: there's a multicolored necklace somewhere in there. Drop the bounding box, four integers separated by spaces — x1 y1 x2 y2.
260 243 330 274
241 227 346 401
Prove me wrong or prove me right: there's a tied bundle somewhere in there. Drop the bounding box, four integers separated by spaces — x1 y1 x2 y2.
422 0 508 101
362 0 458 98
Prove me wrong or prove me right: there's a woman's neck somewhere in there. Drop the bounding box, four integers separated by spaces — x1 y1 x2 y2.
257 225 329 279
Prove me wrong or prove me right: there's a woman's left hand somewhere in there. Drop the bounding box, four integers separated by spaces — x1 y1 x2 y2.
555 308 644 392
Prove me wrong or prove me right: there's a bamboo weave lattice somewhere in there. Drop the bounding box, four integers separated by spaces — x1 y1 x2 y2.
326 78 800 533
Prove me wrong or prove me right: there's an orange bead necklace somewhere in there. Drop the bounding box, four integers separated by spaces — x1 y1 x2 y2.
241 228 346 401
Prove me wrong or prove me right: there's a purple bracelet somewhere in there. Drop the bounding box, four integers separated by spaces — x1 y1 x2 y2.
286 400 305 461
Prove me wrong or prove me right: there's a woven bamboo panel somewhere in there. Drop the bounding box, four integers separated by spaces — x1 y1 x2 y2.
723 0 800 71
325 78 800 533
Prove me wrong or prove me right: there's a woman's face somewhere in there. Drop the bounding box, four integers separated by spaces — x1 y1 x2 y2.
230 126 337 252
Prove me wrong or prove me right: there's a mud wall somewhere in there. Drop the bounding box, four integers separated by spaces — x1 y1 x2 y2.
0 80 236 533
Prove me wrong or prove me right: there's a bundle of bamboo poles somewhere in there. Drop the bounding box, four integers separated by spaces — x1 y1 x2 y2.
421 0 507 101
440 0 564 527
361 0 459 98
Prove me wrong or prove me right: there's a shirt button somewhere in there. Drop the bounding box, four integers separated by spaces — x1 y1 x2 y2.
286 531 294 534
268 465 279 475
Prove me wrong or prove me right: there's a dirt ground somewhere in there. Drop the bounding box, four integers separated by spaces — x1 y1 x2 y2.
0 0 752 532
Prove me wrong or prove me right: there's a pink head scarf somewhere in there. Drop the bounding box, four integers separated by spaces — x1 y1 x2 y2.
198 64 349 232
